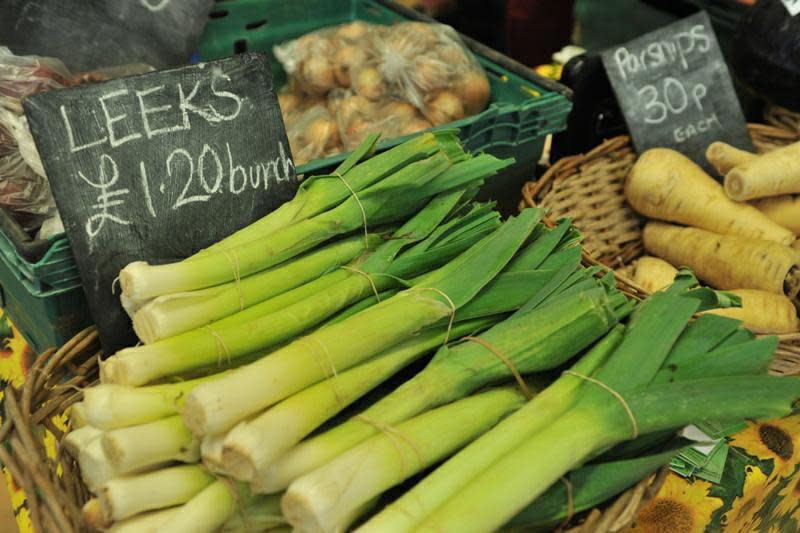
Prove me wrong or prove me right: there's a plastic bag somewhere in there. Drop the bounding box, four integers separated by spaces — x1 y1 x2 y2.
374 22 489 123
0 48 70 228
0 47 71 114
274 22 387 97
273 21 490 162
331 89 432 150
285 105 343 166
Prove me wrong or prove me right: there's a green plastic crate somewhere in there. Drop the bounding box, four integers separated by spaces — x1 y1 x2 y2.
0 244 89 354
198 0 572 175
0 0 572 352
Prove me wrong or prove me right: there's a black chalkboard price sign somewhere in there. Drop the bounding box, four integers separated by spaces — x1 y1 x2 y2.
24 53 298 352
0 0 214 72
601 11 753 173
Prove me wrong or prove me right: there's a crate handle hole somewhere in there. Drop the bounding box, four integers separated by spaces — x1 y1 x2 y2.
234 39 248 54
246 19 269 30
209 10 229 19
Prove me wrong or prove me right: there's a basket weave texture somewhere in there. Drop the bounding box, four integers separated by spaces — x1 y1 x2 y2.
0 327 98 532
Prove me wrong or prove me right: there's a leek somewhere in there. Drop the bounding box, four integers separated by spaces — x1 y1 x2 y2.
120 149 503 300
134 234 381 343
157 480 235 533
181 210 541 437
354 327 625 532
282 387 526 533
102 416 199 474
98 464 214 522
79 438 124 492
200 132 456 255
104 191 500 386
83 373 227 429
257 286 625 493
64 425 101 457
421 376 800 532
504 442 686 531
408 284 798 532
220 318 497 482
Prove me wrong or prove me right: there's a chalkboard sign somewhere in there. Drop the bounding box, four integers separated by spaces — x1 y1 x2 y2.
601 11 753 173
782 0 800 16
24 53 298 352
0 0 214 72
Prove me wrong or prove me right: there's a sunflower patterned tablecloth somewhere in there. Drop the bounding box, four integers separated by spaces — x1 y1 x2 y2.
0 307 798 533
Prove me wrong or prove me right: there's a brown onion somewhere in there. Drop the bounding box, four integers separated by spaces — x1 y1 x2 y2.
354 67 385 101
400 117 434 136
333 46 367 87
384 101 418 120
413 59 451 91
458 70 490 115
301 56 336 95
304 117 340 150
425 90 465 126
337 21 369 42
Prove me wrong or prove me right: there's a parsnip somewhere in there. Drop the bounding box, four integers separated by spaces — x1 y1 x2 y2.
753 195 800 235
704 290 799 334
642 222 800 305
725 140 800 201
631 256 678 293
626 148 794 245
705 142 756 176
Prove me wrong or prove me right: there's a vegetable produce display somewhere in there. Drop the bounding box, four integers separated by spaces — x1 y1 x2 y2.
273 21 491 165
626 141 800 334
54 133 800 532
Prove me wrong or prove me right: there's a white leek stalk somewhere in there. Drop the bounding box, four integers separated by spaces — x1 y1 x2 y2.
158 480 235 533
281 388 525 533
106 507 180 533
78 438 120 492
132 235 373 343
220 321 488 481
69 402 89 429
98 464 214 522
102 416 199 474
201 433 228 475
63 425 101 457
84 373 225 429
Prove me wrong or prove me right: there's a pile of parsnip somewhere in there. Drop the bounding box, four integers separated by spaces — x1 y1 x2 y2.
625 139 800 334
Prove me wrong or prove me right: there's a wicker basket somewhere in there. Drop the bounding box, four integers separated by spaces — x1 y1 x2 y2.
0 327 99 533
520 123 800 377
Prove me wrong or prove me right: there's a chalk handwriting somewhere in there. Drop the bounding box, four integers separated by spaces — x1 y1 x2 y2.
140 0 171 12
77 154 131 242
613 24 711 81
62 70 243 154
782 0 800 16
638 77 708 125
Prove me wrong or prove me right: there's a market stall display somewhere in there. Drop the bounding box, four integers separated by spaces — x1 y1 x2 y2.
5 1 800 531
1 131 798 533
